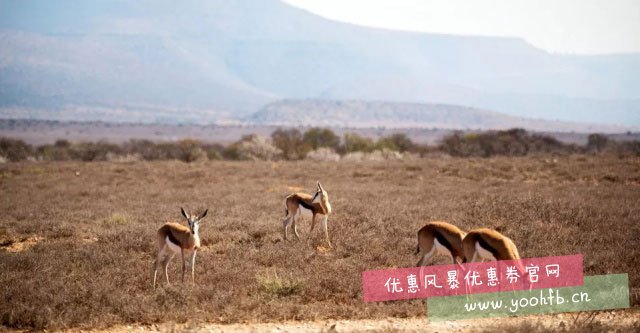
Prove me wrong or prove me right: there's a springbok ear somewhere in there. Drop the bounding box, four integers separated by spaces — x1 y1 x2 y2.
317 181 323 191
198 209 208 220
181 207 189 219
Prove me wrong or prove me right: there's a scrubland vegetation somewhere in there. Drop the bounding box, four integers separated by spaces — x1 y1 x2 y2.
1 154 638 330
1 128 639 163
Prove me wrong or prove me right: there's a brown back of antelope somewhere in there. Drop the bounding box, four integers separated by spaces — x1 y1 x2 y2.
415 221 466 266
156 222 199 251
462 228 520 262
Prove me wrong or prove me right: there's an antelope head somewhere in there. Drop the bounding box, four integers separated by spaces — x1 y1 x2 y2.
312 181 332 214
181 207 208 235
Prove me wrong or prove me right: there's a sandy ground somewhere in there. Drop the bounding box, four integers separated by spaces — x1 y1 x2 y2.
80 310 639 332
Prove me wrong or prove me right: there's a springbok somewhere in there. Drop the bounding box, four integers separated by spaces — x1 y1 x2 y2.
461 228 521 263
282 181 332 247
460 228 526 293
153 208 208 289
415 221 467 266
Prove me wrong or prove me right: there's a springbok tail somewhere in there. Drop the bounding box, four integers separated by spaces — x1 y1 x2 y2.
283 198 290 217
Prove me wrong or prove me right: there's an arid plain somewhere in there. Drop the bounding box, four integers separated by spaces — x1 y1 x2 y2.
1 156 639 331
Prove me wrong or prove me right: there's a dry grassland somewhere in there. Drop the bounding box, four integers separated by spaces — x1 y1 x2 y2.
1 156 639 330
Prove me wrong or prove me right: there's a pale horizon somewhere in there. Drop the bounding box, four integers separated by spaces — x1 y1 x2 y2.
283 0 640 55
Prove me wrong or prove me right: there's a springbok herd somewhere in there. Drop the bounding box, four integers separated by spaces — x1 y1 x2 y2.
152 181 520 289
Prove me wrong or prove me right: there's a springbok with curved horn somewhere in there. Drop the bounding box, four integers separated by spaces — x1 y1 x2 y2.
415 221 467 266
153 208 208 288
282 181 333 247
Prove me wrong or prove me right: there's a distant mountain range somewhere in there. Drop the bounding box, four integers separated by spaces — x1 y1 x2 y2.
249 100 634 132
1 0 639 129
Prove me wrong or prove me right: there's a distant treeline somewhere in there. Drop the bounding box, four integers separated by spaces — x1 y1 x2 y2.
1 128 639 162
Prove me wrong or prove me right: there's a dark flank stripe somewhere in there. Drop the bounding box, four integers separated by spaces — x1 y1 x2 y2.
477 236 500 259
434 230 454 254
298 199 315 211
167 230 182 247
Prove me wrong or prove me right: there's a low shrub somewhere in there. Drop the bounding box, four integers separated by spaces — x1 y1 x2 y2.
439 129 582 157
256 270 304 298
0 138 33 161
0 128 637 162
305 147 341 162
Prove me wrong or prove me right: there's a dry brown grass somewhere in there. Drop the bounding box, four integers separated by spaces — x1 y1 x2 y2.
0 156 639 330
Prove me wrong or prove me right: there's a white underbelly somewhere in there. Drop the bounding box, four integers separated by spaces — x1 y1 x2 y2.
166 236 182 253
296 205 313 217
475 242 497 261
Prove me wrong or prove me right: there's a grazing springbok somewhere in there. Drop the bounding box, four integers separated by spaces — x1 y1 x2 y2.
461 228 526 292
461 228 520 263
282 181 333 247
153 208 208 289
415 221 467 266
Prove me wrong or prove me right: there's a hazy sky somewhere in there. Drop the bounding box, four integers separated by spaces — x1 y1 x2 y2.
283 0 640 55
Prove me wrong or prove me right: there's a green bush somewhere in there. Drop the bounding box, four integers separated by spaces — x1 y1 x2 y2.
222 143 242 160
176 139 207 163
342 133 375 153
271 128 309 160
256 271 304 298
0 138 34 161
375 133 415 152
70 141 121 161
303 127 340 150
202 143 224 160
586 133 613 153
123 139 161 160
438 129 578 157
2 128 638 163
36 144 71 161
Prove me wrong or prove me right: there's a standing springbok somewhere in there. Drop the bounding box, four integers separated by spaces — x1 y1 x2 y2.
153 208 208 289
415 221 467 266
282 181 332 247
462 228 522 266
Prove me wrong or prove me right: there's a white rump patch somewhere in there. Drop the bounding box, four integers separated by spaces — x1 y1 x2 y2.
475 242 497 261
166 236 182 254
